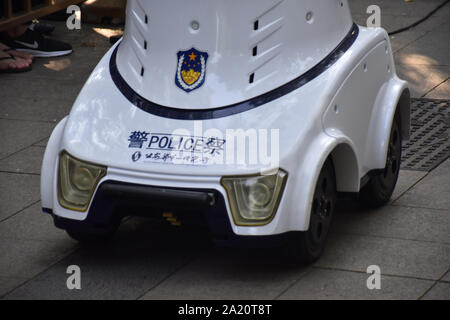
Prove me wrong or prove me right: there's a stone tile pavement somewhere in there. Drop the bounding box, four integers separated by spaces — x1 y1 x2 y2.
0 0 448 299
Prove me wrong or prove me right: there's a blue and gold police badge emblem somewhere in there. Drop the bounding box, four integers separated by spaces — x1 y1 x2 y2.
175 48 208 93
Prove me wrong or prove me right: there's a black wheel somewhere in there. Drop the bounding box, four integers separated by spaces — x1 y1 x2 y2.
360 113 402 207
285 158 337 264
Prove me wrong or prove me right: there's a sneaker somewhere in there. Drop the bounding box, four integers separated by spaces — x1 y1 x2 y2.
31 22 56 35
4 28 72 58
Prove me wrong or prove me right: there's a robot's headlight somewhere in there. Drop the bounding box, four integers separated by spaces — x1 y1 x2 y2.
221 169 287 226
57 151 106 212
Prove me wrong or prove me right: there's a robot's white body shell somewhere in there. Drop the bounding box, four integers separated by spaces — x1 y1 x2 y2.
41 0 410 237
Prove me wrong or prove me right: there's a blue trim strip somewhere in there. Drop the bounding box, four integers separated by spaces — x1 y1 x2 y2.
110 23 359 120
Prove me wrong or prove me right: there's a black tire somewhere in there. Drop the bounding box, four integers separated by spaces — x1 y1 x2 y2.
285 158 337 264
360 112 402 207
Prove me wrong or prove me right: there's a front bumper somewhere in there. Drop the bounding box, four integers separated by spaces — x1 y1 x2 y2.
47 179 290 246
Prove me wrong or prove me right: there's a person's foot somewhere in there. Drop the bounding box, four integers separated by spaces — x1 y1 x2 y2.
0 42 33 64
3 27 72 58
0 49 32 73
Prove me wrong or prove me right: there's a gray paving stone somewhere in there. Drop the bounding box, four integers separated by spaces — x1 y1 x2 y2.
0 78 79 122
389 16 450 53
141 250 307 300
33 137 49 147
394 159 450 211
434 0 450 17
4 218 207 299
421 282 450 300
315 233 450 280
395 65 450 98
391 170 427 202
278 268 433 300
0 237 76 279
0 172 40 221
395 20 450 66
332 205 450 244
425 78 450 99
442 270 450 283
0 276 28 298
0 146 45 175
0 119 54 160
0 202 69 243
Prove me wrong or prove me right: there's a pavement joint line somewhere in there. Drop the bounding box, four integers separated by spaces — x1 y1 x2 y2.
390 171 430 202
390 165 435 202
0 170 40 176
0 235 69 243
329 230 450 246
418 284 438 300
19 145 47 150
423 76 450 98
439 269 450 283
389 202 450 212
0 117 58 124
352 202 450 215
0 200 41 224
417 268 450 300
273 267 314 300
32 136 50 146
391 161 447 204
312 265 441 283
0 245 80 299
135 254 201 300
0 124 52 161
0 143 47 161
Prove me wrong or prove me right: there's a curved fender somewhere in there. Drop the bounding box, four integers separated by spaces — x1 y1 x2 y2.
41 117 67 210
364 77 410 170
287 133 358 231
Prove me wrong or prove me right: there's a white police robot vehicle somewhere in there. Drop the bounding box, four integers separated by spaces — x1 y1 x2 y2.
41 0 410 263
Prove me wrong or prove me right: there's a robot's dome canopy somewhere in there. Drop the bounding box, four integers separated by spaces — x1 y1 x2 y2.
115 0 353 110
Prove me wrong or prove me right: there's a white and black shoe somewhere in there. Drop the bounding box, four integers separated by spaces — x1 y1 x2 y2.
3 27 72 58
31 22 56 35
